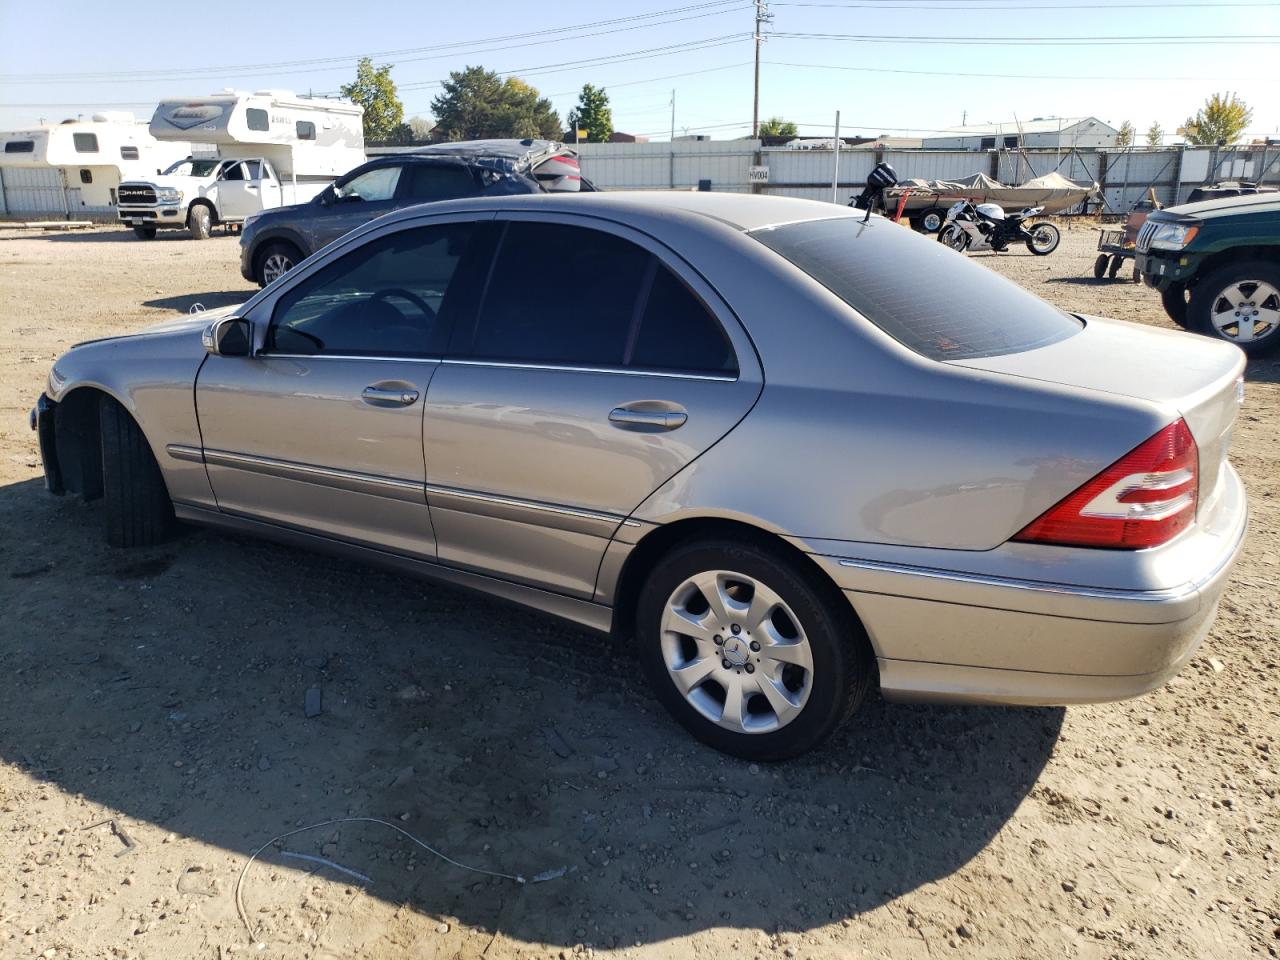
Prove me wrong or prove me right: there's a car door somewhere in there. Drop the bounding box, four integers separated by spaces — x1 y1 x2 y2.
422 215 764 598
308 163 405 250
195 217 484 559
215 159 266 221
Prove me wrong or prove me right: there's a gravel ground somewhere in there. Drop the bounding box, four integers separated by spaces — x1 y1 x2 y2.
0 221 1277 960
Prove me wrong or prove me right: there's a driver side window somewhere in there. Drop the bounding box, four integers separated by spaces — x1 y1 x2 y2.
266 223 475 358
335 165 402 203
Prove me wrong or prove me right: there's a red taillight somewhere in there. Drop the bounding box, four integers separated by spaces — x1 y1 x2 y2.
1013 419 1198 549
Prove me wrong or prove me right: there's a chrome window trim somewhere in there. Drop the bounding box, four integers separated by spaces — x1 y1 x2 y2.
256 353 443 364
441 358 737 382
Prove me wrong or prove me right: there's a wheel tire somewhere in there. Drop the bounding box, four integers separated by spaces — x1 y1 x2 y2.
1093 253 1109 279
1108 254 1124 278
132 225 157 240
99 396 174 548
918 207 945 233
1025 222 1060 255
1160 284 1190 327
187 204 211 241
254 240 303 287
938 224 968 252
1187 260 1280 355
635 538 873 761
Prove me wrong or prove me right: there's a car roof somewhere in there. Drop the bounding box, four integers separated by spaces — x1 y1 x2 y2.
380 190 862 233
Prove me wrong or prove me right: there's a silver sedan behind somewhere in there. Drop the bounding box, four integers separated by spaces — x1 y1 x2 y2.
33 192 1247 759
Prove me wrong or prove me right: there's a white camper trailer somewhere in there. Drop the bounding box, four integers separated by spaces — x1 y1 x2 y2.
0 114 191 219
116 91 364 239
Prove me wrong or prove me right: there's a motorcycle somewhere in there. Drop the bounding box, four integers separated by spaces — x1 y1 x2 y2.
936 200 1061 256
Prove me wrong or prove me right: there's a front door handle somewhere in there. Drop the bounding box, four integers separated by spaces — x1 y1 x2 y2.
609 405 688 431
362 385 419 406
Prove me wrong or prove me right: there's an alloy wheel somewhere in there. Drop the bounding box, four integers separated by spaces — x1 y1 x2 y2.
262 253 295 285
659 570 814 735
1208 279 1280 344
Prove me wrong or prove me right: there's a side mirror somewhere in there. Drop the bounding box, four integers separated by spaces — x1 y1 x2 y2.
202 316 252 357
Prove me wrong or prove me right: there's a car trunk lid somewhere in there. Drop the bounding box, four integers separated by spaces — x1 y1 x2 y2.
949 315 1245 521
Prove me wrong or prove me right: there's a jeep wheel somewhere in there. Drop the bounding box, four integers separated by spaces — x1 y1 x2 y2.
1160 283 1190 327
255 241 303 287
1188 261 1280 354
187 204 211 241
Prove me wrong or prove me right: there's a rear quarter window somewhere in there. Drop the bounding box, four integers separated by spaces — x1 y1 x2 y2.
752 216 1081 361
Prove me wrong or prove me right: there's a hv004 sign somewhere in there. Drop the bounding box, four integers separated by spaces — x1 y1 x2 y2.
748 165 769 183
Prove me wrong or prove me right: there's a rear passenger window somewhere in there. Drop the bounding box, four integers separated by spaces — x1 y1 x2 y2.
470 222 651 366
631 266 736 374
404 164 477 202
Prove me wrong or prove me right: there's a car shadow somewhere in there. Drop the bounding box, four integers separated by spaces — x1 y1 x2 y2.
7 228 238 244
0 475 1062 950
143 291 252 313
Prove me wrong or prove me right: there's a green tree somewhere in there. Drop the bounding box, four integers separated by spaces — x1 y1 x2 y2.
1146 121 1164 147
340 57 406 143
1182 92 1252 145
758 116 798 138
430 66 561 141
407 115 435 141
1115 120 1135 147
566 83 613 143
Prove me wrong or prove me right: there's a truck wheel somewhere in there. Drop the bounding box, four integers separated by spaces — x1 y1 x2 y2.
187 204 212 241
255 241 303 287
99 396 174 547
1188 261 1280 355
918 207 945 233
132 225 157 240
1160 284 1189 327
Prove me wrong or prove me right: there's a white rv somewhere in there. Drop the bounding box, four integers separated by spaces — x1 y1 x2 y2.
0 114 191 219
116 90 364 239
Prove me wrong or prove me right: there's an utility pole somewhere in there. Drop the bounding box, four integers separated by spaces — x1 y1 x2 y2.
670 89 676 143
752 0 772 138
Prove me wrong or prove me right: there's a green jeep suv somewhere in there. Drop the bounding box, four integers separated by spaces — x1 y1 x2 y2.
1136 191 1280 354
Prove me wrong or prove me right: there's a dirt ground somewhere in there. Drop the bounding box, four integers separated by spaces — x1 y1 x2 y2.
0 221 1276 960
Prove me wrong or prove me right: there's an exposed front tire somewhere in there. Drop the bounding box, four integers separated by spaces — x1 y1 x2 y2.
1188 261 1280 354
132 225 157 240
938 224 969 252
254 240 304 287
1025 221 1060 255
1160 283 1190 327
99 396 174 547
187 204 212 241
635 538 873 760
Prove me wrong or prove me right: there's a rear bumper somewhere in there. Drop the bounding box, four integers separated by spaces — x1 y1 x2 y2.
810 468 1247 705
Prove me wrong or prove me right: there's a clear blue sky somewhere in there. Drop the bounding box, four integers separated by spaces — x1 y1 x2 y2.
1 0 1277 141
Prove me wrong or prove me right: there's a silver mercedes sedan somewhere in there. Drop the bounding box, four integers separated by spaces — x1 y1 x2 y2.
31 192 1247 759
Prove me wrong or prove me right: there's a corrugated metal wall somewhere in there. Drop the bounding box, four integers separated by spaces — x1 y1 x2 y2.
1 166 67 216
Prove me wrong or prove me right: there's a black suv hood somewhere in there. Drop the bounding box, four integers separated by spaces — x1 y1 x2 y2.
1158 190 1280 220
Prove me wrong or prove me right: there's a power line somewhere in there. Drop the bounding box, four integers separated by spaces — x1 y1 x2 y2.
0 1 748 84
773 1 1279 8
761 58 1262 82
773 31 1280 44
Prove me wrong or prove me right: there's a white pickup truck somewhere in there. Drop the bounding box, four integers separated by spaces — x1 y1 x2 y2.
116 156 330 240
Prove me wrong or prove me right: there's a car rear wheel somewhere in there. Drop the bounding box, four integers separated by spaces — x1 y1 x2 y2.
636 538 872 760
1189 261 1280 354
255 241 303 287
187 204 211 241
132 225 156 240
99 396 174 547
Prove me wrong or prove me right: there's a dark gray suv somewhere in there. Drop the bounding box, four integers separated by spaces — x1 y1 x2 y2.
239 139 588 286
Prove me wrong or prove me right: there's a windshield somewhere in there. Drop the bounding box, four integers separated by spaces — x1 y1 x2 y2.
162 158 222 177
752 216 1082 361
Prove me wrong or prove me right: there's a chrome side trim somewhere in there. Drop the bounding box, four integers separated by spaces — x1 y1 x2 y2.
441 358 737 382
165 443 204 464
257 353 443 364
835 547 1238 605
172 502 613 634
425 483 628 537
202 449 425 504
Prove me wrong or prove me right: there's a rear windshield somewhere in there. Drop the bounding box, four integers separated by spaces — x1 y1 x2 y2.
752 216 1081 360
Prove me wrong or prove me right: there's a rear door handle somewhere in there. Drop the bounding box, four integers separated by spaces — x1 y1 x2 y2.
609 406 688 431
362 385 419 406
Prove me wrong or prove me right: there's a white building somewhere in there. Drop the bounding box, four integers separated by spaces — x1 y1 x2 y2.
921 117 1118 151
0 113 192 218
